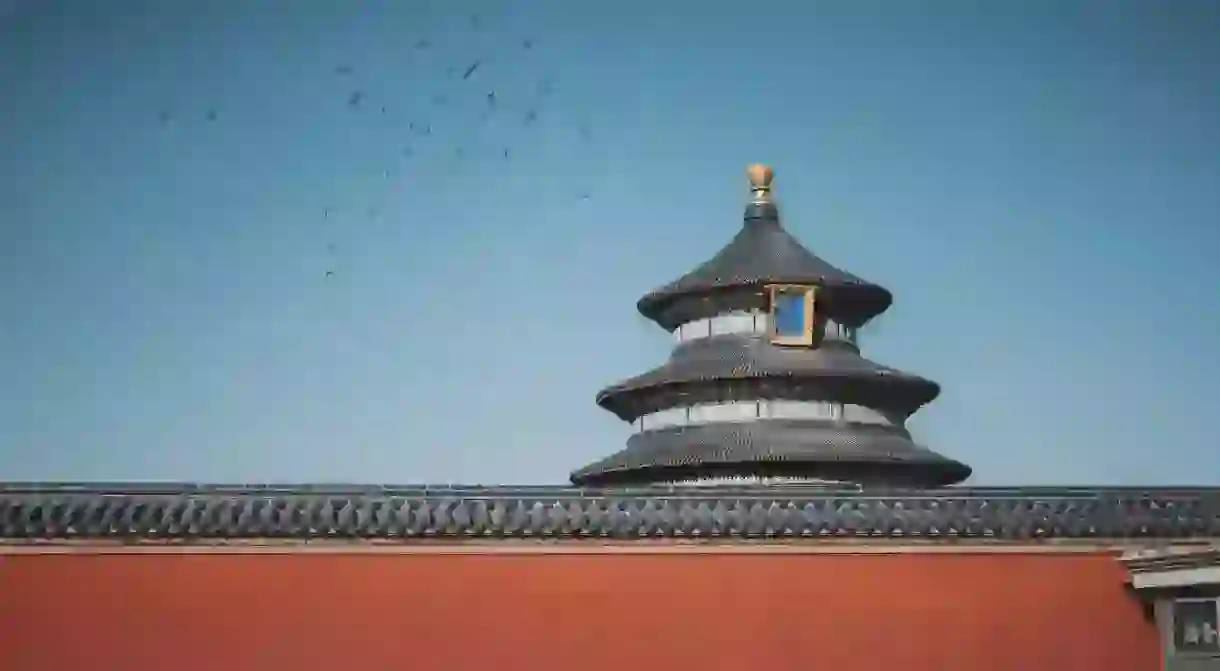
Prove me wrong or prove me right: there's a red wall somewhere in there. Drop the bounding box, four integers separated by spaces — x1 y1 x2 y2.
0 549 1156 671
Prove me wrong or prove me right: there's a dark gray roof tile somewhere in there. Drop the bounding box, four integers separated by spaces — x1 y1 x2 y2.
2 484 1220 541
570 421 969 488
637 207 892 330
597 334 939 420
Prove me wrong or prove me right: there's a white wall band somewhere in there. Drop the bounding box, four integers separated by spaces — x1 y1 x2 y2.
672 311 856 345
634 400 896 433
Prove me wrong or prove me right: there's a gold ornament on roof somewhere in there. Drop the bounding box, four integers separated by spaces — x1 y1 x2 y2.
747 163 774 203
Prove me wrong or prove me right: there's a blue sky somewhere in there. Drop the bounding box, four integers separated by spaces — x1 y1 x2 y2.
1 0 1218 485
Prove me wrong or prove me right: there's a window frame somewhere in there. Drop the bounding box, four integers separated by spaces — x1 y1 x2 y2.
1172 597 1220 657
767 284 817 346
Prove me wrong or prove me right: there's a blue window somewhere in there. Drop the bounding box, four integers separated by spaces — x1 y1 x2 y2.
768 285 815 345
773 292 806 336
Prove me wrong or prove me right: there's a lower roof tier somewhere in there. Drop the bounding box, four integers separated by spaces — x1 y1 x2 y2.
596 336 939 421
569 419 972 488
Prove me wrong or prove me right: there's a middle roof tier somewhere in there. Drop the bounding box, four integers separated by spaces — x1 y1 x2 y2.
596 333 940 422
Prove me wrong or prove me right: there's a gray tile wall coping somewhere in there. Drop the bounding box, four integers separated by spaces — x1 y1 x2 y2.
2 483 1219 541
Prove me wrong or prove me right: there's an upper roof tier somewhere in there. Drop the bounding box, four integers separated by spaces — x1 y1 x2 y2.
636 165 893 331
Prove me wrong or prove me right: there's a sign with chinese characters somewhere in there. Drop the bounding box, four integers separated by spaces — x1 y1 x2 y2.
1174 599 1220 654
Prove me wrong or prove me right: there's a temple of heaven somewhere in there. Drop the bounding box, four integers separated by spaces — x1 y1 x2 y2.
573 164 971 488
2 164 1219 671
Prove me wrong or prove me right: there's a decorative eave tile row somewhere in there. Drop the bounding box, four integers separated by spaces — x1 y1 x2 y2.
3 484 1220 541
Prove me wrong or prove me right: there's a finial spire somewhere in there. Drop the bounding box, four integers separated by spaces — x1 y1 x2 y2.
747 163 774 203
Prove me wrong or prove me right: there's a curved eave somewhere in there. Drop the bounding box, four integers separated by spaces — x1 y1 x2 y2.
596 372 939 422
572 458 972 489
595 340 941 422
569 421 971 488
631 207 895 330
637 280 893 332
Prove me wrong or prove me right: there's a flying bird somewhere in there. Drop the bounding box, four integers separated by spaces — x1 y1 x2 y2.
206 110 218 122
348 91 364 108
503 147 511 160
523 39 534 49
415 39 430 49
462 61 481 80
335 65 353 76
524 110 538 125
325 270 335 278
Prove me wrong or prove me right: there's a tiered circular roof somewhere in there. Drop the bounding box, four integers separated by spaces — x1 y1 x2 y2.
573 164 971 489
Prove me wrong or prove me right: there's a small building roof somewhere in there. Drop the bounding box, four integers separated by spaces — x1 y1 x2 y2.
1122 545 1220 590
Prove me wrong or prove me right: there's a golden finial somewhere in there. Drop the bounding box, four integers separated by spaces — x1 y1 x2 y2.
746 163 774 203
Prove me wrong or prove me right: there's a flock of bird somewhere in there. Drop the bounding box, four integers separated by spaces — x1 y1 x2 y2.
155 11 596 280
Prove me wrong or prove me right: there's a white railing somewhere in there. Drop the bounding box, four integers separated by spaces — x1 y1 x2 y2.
672 312 856 345
824 319 857 344
664 476 847 487
673 311 767 343
634 400 895 432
